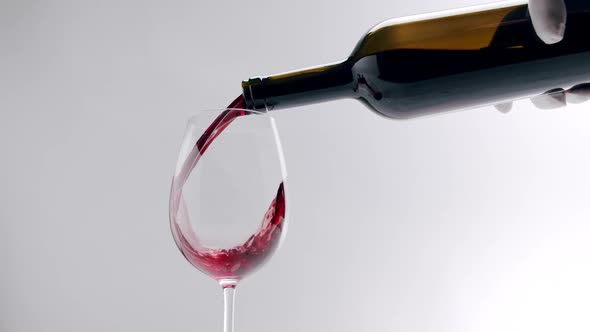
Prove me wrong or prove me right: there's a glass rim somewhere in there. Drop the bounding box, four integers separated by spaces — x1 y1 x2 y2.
187 108 267 122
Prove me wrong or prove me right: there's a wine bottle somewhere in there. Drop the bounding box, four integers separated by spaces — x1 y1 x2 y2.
241 0 590 119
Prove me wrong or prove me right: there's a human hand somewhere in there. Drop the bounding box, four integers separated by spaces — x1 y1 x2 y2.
529 0 566 44
495 84 590 113
495 0 590 112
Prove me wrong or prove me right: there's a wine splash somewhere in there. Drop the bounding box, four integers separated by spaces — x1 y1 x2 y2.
170 96 286 283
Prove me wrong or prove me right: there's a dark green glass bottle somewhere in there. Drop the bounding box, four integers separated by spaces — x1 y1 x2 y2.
242 0 590 119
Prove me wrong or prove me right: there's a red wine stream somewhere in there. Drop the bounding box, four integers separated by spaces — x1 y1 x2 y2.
170 96 285 283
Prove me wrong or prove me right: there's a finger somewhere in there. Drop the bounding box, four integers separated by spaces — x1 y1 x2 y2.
494 102 513 113
566 83 590 104
530 88 566 109
529 0 567 44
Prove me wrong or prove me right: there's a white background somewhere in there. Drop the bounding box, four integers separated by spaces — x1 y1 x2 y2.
2 0 590 331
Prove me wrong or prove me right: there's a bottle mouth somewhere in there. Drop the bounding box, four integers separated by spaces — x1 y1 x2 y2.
242 77 268 111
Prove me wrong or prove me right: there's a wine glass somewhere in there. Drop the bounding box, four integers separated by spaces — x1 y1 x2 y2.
169 107 288 332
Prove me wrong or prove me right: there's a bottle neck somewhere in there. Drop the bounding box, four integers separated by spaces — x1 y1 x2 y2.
242 60 354 111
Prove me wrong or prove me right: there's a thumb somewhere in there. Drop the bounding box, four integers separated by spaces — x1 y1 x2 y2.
529 0 567 44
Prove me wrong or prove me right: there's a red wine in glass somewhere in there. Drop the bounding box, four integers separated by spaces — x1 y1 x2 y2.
170 95 286 284
171 182 285 282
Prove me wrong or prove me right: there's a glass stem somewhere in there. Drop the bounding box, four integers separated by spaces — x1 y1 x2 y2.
223 285 237 332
